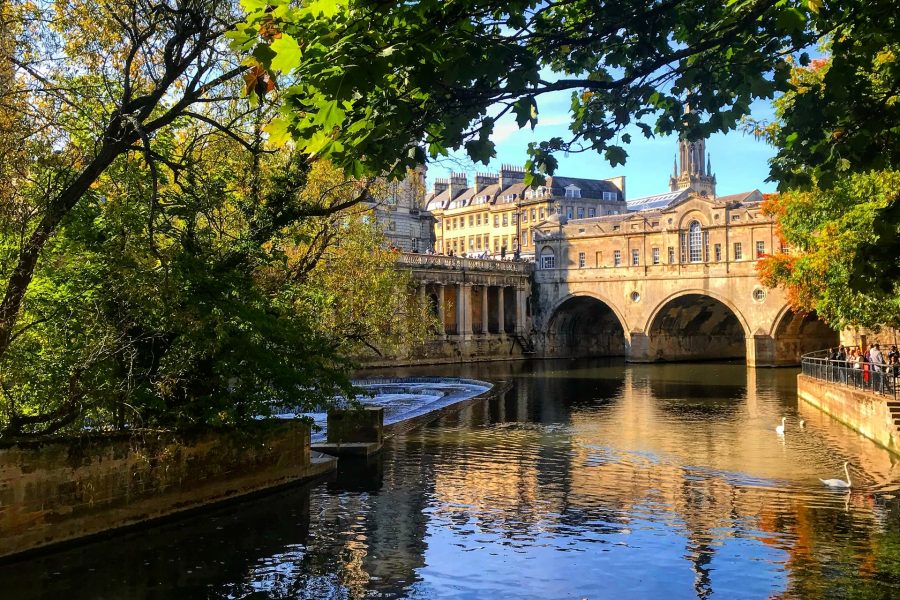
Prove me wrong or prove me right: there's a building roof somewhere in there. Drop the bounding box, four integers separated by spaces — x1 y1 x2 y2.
626 189 691 212
715 190 763 206
544 176 622 198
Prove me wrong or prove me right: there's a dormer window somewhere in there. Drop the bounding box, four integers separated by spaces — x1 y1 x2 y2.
565 185 581 199
603 191 617 201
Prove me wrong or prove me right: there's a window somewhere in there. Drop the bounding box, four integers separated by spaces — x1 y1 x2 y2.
732 214 740 221
606 210 613 215
688 221 703 262
651 221 659 227
714 243 722 262
469 237 475 251
565 185 581 198
734 242 743 260
631 249 640 266
578 252 586 268
522 211 528 223
494 215 500 227
523 228 530 246
603 191 616 201
540 247 556 269
614 250 622 266
566 206 574 219
531 208 536 221
469 215 474 227
512 213 518 224
577 207 585 219
588 208 596 218
476 236 482 250
459 217 464 229
494 238 499 251
668 246 675 264
612 225 620 231
756 241 766 258
652 247 660 265
539 208 545 219
476 213 481 226
502 213 508 226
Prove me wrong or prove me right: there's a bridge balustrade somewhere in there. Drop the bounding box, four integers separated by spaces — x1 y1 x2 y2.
397 252 533 274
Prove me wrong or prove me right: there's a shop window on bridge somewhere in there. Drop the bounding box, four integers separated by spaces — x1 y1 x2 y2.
614 250 622 266
540 247 556 269
668 246 675 264
652 247 660 265
688 221 703 262
631 249 640 266
578 252 585 268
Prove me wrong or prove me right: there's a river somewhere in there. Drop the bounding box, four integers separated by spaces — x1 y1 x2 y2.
5 359 900 599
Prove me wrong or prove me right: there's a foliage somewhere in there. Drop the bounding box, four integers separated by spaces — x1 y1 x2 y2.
752 2 899 328
0 115 431 438
757 172 900 329
232 0 845 184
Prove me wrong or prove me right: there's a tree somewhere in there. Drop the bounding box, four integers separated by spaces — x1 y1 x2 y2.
753 12 899 328
234 0 846 183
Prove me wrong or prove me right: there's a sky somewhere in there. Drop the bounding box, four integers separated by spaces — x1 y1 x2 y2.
426 89 779 201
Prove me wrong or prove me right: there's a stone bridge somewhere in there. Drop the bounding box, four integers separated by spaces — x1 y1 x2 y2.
529 193 839 367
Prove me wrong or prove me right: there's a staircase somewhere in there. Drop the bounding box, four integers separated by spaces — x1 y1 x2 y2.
889 400 900 432
512 334 536 355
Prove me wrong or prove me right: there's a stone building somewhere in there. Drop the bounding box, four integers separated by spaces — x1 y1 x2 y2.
366 165 435 252
425 165 626 259
532 135 840 366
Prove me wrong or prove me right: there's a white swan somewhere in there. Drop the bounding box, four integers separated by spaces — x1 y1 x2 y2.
799 419 806 430
775 416 786 435
820 462 852 489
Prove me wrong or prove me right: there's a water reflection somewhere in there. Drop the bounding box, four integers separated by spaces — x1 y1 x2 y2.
5 360 900 599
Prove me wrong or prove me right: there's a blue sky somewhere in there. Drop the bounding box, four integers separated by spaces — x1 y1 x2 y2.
427 91 779 200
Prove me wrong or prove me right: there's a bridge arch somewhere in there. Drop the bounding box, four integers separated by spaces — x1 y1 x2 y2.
643 290 750 362
769 305 839 364
544 293 629 357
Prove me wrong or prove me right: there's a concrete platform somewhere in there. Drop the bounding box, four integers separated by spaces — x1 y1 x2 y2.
311 441 382 457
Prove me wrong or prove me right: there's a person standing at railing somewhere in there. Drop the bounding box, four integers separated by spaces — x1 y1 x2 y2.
870 344 884 392
850 348 861 386
832 345 847 383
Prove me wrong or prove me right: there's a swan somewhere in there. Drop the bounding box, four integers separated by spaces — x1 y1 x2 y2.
775 416 786 435
799 419 806 430
820 462 852 489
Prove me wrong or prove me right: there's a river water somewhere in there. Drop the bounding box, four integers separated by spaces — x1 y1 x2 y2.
6 360 900 599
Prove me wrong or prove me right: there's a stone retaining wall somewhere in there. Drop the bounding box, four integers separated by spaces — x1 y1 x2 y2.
797 374 899 454
0 420 333 560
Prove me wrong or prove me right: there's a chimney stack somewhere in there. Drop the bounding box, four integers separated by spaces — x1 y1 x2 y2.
448 172 468 198
474 171 499 193
498 163 525 189
432 177 449 196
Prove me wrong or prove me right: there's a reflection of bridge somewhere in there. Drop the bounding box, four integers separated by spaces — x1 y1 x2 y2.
531 195 838 367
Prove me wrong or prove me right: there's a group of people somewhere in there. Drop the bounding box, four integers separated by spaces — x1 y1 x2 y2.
827 344 900 392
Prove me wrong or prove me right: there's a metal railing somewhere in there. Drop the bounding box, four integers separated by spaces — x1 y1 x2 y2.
801 349 899 400
396 252 534 274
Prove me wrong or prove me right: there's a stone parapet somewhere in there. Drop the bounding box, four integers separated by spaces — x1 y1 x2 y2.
797 374 900 454
0 421 334 560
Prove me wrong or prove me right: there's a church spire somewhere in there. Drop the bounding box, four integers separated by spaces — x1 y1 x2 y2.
668 111 716 197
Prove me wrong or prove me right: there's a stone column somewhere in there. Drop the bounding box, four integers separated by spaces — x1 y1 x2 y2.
515 287 527 334
437 284 446 337
456 283 472 337
481 286 489 334
497 287 506 335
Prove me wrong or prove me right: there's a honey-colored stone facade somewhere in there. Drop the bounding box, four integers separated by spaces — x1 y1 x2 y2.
533 192 840 366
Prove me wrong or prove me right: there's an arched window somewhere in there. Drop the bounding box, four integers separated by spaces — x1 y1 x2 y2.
540 247 556 269
688 220 703 262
